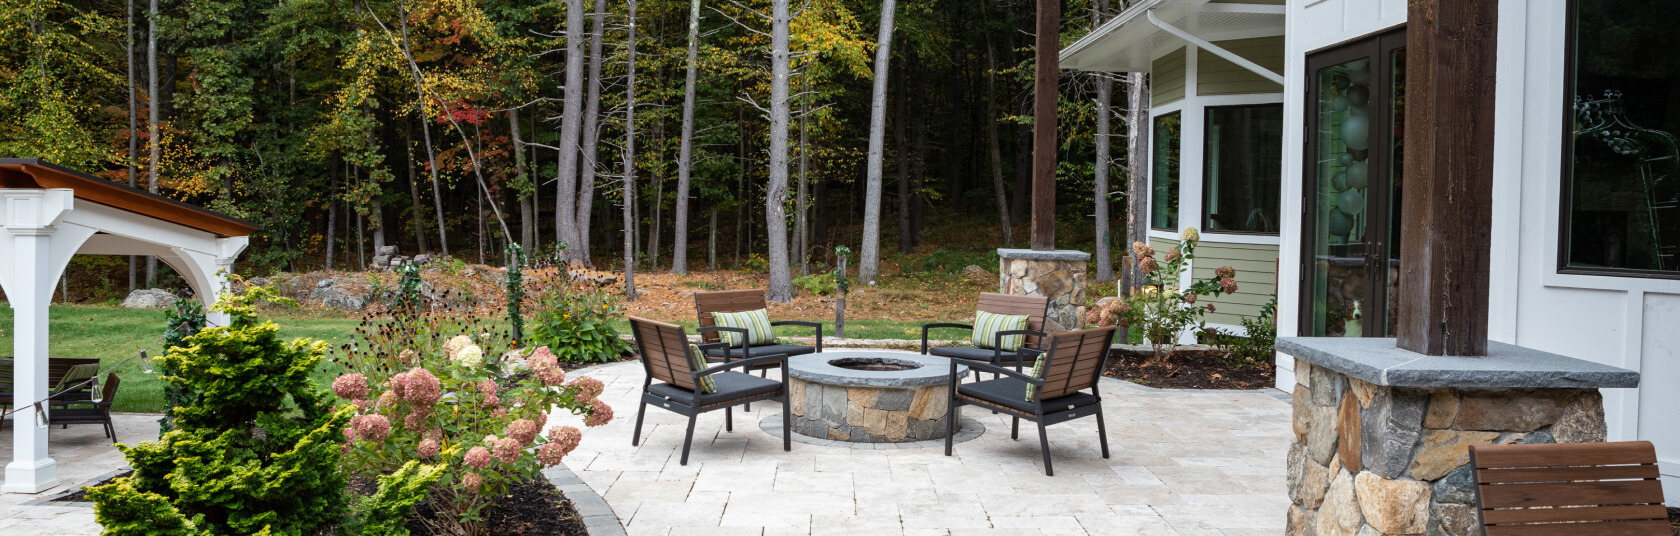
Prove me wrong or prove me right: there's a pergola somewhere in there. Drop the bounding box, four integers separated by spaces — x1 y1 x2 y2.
0 158 255 493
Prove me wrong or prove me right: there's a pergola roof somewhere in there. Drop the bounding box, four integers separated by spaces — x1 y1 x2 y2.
0 158 258 237
1059 0 1285 73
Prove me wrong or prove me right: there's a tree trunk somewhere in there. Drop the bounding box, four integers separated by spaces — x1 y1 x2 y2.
127 0 138 292
708 205 718 271
648 121 663 268
671 0 702 275
985 42 1012 246
764 0 794 302
326 155 339 271
146 0 160 287
576 0 606 268
859 0 897 284
796 73 810 276
621 0 638 298
1123 72 1150 297
895 61 911 255
394 0 448 256
909 59 927 247
555 0 586 265
510 107 532 252
1092 0 1115 282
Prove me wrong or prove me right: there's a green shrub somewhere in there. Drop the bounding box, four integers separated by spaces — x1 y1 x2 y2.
1204 296 1277 368
88 288 353 536
792 272 837 296
527 285 633 363
1085 228 1241 362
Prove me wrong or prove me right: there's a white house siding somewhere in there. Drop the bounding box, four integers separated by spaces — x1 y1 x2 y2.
1275 0 1677 504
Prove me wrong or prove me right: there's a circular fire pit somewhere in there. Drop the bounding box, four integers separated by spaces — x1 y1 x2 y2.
786 351 969 443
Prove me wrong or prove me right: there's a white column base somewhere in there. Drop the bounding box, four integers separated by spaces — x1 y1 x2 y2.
3 457 59 494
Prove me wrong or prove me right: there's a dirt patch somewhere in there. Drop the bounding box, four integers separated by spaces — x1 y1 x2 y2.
405 477 586 536
1104 347 1276 390
1670 506 1679 535
604 269 990 325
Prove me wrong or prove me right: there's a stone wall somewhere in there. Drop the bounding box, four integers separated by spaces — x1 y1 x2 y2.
788 378 950 443
1286 359 1608 536
997 249 1089 332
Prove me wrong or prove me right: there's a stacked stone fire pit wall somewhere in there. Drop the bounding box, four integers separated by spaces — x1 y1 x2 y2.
788 379 950 442
997 249 1089 332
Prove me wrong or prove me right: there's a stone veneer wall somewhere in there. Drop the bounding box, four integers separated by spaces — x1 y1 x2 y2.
787 378 950 443
997 250 1089 332
1286 359 1609 536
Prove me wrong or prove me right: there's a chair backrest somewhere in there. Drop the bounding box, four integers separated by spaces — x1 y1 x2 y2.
694 289 769 344
1034 326 1116 401
99 374 121 406
628 316 699 391
54 363 101 392
1469 441 1669 535
976 293 1050 349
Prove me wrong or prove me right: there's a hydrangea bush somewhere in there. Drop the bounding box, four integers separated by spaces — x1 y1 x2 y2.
1087 228 1239 362
335 328 611 535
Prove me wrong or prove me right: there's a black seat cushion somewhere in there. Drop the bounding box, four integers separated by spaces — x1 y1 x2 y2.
956 378 1099 414
703 344 815 362
648 371 782 405
929 346 1034 364
48 408 110 423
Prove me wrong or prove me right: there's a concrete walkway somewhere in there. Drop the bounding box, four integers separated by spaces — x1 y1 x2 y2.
545 360 1293 536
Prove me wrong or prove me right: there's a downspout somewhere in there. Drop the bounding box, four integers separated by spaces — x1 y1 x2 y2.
1146 9 1284 85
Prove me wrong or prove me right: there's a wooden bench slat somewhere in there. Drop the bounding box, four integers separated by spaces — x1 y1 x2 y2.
1476 480 1665 509
1482 504 1669 525
1473 441 1658 468
1477 464 1661 484
1482 519 1671 536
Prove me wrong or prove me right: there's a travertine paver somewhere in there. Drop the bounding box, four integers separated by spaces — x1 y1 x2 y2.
545 361 1294 536
0 413 160 535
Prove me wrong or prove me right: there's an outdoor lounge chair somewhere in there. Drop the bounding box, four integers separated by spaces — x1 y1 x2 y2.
921 293 1050 374
944 326 1115 476
48 374 122 443
1468 440 1669 535
628 316 791 465
693 288 823 365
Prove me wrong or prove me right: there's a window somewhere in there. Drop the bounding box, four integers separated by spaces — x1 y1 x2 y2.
1203 104 1283 234
1561 0 1680 276
1152 112 1181 230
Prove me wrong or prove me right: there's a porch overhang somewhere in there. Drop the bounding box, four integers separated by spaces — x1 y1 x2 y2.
1059 0 1285 73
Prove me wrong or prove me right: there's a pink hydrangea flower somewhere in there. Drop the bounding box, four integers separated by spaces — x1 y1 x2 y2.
491 408 508 419
423 427 443 442
1139 256 1159 275
1219 277 1239 295
568 376 605 402
376 390 400 411
1165 247 1182 263
1206 304 1217 313
464 446 493 468
400 367 442 405
461 471 483 491
493 437 522 464
352 398 373 412
476 379 497 395
535 412 549 430
417 439 441 457
483 434 499 446
1214 266 1237 279
343 427 360 442
507 419 539 445
482 394 501 409
584 400 614 427
404 411 429 431
387 370 409 399
547 426 582 454
332 373 369 400
1131 241 1155 259
351 414 391 443
529 347 566 386
1184 293 1197 305
397 348 418 365
536 441 568 467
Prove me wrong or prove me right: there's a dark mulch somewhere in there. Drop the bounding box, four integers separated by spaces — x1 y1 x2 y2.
1669 507 1679 535
560 352 637 372
51 469 132 502
403 477 586 536
1103 347 1275 390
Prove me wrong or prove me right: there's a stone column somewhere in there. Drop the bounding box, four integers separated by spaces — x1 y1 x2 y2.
997 249 1089 332
2 189 75 493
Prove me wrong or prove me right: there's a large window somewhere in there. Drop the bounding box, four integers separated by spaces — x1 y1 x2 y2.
1561 0 1680 276
1152 112 1181 230
1203 104 1283 234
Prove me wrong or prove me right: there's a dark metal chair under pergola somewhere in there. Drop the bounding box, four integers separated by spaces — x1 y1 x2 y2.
693 289 824 367
47 374 122 444
1469 441 1669 535
944 326 1116 476
920 293 1051 376
628 317 791 465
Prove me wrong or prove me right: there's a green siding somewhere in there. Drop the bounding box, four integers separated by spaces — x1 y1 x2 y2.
1152 47 1187 106
1196 36 1285 97
1211 0 1284 4
1191 241 1279 326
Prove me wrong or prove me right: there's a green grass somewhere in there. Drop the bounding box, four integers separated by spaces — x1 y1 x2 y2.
607 318 954 342
0 304 363 413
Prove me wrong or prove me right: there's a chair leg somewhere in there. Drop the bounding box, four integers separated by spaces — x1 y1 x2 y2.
107 420 118 444
680 413 699 466
1037 421 1053 476
782 391 792 452
1095 406 1111 459
631 401 649 446
725 406 734 432
944 402 958 456
1011 416 1019 440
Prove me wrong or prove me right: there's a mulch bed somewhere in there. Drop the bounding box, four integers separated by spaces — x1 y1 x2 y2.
402 477 586 536
1104 347 1275 390
50 469 132 502
1670 507 1679 535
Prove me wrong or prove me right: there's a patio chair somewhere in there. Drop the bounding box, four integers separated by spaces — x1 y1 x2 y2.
628 317 791 465
47 374 122 443
1469 440 1669 535
47 363 101 407
694 288 823 367
944 326 1116 476
921 293 1050 377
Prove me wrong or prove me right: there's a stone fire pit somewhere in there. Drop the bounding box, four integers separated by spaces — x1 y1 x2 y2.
786 351 970 443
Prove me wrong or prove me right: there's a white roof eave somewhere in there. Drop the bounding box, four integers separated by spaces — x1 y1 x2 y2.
1059 0 1286 73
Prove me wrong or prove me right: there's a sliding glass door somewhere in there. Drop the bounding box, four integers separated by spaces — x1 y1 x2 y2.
1301 28 1406 337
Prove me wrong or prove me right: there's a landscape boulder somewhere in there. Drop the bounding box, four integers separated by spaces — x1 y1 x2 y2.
121 288 179 309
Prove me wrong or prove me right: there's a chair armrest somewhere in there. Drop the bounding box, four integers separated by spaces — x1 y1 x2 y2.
694 353 789 377
771 320 823 352
696 341 730 354
963 361 1044 385
921 323 973 354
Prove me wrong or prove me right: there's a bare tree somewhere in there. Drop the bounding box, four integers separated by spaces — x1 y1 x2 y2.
670 0 703 275
1123 71 1149 295
795 72 810 276
763 0 794 301
127 0 138 291
1092 0 1115 282
622 0 639 300
555 0 587 265
858 0 897 285
146 0 159 285
576 0 607 268
510 107 532 251
395 0 448 255
985 41 1012 246
895 60 910 254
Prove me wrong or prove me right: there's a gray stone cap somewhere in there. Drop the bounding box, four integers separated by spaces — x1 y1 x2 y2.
787 350 970 387
996 248 1091 261
1275 337 1640 389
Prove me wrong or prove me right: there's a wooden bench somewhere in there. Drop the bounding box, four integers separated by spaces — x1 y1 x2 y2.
0 357 102 406
1470 440 1669 535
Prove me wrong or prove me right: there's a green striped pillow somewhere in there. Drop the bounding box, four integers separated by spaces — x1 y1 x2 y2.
1025 353 1047 401
712 309 775 348
688 344 717 394
971 311 1028 351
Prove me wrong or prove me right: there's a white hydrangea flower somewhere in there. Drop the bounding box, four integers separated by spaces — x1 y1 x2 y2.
455 344 484 367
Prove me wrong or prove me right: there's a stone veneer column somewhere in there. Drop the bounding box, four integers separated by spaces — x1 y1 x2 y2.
1274 338 1640 536
996 249 1089 332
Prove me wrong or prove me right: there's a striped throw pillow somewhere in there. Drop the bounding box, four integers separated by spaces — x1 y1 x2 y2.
712 309 775 348
688 344 717 394
1025 353 1047 401
971 311 1028 351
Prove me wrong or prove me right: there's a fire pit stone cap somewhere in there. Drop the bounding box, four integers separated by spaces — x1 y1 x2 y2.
1275 337 1639 389
787 350 970 387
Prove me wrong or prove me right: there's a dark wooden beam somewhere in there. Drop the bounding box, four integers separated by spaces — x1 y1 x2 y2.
1030 0 1060 251
1396 0 1498 356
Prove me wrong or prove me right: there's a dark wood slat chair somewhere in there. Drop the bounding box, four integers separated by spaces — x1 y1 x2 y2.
694 289 823 366
0 357 101 407
1470 441 1669 536
944 326 1116 476
628 317 791 465
41 375 121 443
920 293 1050 375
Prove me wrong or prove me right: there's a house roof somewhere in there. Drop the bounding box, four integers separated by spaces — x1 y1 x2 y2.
1060 0 1285 73
0 158 258 237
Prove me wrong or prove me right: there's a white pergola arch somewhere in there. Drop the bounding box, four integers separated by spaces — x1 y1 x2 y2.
0 159 254 493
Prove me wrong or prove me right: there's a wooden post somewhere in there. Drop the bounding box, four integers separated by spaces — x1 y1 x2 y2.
835 254 847 338
1396 0 1498 356
1030 0 1060 251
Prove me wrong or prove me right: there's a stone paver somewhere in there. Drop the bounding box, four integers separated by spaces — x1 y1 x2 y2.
0 412 160 535
545 361 1293 536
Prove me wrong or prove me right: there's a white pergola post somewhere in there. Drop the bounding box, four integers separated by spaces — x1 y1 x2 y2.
1 189 79 493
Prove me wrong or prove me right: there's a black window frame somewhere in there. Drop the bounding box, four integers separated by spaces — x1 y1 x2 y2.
1151 111 1182 231
1556 0 1680 280
1201 103 1285 236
